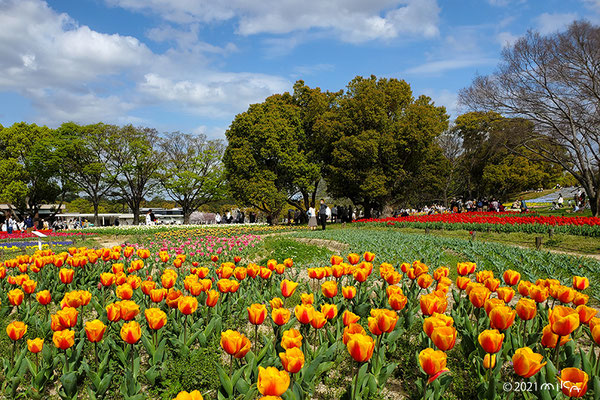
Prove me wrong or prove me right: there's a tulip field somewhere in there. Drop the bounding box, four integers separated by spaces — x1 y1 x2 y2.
0 227 599 400
356 212 600 237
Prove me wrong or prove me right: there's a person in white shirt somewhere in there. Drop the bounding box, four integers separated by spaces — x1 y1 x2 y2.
215 213 221 224
307 207 317 230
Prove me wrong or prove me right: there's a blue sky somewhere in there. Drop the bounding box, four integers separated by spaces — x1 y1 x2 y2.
0 0 597 139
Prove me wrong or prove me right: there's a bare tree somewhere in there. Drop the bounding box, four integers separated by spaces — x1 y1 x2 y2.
459 20 600 215
104 125 162 224
437 126 463 206
159 132 226 224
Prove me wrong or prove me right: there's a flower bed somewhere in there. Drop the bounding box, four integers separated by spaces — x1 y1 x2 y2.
0 235 597 399
355 212 600 236
0 230 95 241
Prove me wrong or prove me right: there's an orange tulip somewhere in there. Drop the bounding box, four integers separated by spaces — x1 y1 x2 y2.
8 289 24 307
53 329 75 350
321 281 338 298
116 283 133 300
431 326 457 351
150 288 166 303
85 319 106 343
267 297 282 309
248 304 268 325
478 329 504 354
469 286 491 308
310 311 327 329
541 324 570 348
120 321 142 344
279 347 305 373
347 253 360 265
221 330 252 358
257 366 290 396
342 310 360 326
331 255 343 265
420 293 447 316
342 286 356 299
145 308 167 330
59 268 74 284
343 323 366 345
388 293 408 311
558 368 588 398
549 305 580 336
22 279 36 294
100 272 115 287
321 303 338 320
300 293 314 305
36 290 52 306
173 390 204 400
206 290 219 307
529 285 549 303
57 307 78 328
512 347 546 378
419 348 448 380
6 321 27 340
591 325 600 346
556 286 576 304
489 305 516 331
456 276 471 290
368 309 398 334
272 308 291 326
456 262 476 276
281 329 302 350
572 276 589 291
27 338 44 353
178 296 198 315
496 287 515 303
515 298 536 321
165 289 183 308
518 280 533 297
503 270 521 286
280 280 298 298
417 274 433 289
346 333 375 362
119 300 140 321
294 304 314 325
423 313 454 337
576 304 597 324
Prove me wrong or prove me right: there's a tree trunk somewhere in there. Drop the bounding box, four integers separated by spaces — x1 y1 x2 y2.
93 201 100 226
591 192 599 217
183 210 191 225
132 208 140 225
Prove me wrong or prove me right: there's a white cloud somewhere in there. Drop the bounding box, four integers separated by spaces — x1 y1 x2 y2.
138 72 289 117
0 0 291 129
422 89 458 117
106 0 441 43
534 12 578 35
292 64 335 77
405 57 497 75
496 31 520 47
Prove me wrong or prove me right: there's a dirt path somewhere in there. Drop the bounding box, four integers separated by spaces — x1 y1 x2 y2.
290 237 349 253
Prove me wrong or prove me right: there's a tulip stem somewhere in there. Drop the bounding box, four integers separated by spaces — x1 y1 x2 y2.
229 353 234 377
351 361 358 400
554 336 562 370
521 319 528 347
10 341 15 370
130 343 135 377
94 342 99 369
183 315 188 346
254 324 259 353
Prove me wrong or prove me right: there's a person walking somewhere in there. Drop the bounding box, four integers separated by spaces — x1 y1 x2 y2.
307 206 317 230
557 193 564 208
318 199 328 231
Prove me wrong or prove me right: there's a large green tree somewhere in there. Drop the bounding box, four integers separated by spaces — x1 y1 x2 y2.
223 94 320 222
104 125 162 224
315 75 449 216
159 132 226 224
0 122 72 218
57 122 116 225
